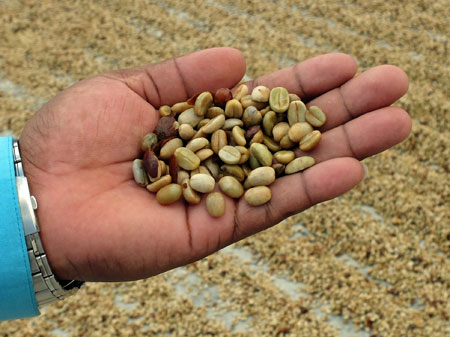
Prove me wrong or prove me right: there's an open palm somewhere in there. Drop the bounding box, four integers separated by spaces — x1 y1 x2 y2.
18 48 411 282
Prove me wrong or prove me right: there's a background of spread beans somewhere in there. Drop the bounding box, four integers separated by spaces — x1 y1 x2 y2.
0 1 448 336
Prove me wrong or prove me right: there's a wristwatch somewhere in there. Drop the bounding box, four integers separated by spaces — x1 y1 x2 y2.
13 140 84 307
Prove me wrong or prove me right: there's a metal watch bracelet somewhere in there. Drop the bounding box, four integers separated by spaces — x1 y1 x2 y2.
13 140 84 307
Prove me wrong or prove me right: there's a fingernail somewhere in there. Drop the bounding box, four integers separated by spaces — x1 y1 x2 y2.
362 163 369 180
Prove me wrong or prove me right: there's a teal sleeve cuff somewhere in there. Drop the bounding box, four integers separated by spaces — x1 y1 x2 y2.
0 136 40 321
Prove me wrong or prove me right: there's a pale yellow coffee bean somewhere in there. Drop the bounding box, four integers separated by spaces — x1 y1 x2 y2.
272 122 290 142
236 146 250 164
232 126 246 146
262 110 277 136
249 143 272 167
156 183 182 205
206 106 224 119
190 173 216 193
251 85 270 102
186 137 209 153
287 101 307 125
206 192 226 218
159 138 183 160
299 130 322 151
194 91 213 116
196 148 214 162
159 105 172 117
211 129 228 153
177 170 190 185
247 167 276 187
263 135 281 152
178 124 196 140
146 175 172 193
233 84 249 101
223 118 244 130
269 87 290 113
201 114 225 134
244 186 272 206
240 95 267 110
225 99 243 118
274 150 295 164
174 147 201 170
288 122 313 143
289 93 301 102
285 156 315 174
243 106 262 127
280 134 295 149
178 108 203 127
218 176 244 199
181 178 201 204
218 146 241 165
306 106 327 127
172 102 193 114
220 164 245 182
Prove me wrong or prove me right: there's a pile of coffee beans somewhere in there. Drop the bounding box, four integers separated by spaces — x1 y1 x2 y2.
133 84 326 217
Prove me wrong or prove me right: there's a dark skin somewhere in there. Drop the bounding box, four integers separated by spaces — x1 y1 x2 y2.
18 48 411 282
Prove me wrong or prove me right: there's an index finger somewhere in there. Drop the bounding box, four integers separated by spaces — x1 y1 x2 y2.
243 53 357 100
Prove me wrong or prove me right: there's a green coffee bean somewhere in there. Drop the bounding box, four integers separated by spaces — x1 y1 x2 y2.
194 91 213 117
306 106 327 127
274 150 295 164
174 147 201 170
156 184 182 205
206 192 226 218
285 156 315 174
249 143 273 167
299 130 322 151
244 186 272 206
269 87 290 113
147 175 172 193
218 176 244 199
247 167 276 187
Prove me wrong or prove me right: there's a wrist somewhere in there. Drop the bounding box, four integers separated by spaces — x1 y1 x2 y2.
14 140 84 306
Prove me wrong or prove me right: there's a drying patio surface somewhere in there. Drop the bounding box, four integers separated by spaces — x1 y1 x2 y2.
0 1 448 336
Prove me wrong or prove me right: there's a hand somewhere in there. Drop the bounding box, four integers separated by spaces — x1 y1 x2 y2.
19 48 411 282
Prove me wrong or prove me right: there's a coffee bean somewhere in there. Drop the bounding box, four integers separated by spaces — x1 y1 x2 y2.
156 184 182 205
244 186 272 206
190 173 216 193
206 192 226 217
299 130 322 151
218 176 244 198
285 156 315 174
269 87 290 113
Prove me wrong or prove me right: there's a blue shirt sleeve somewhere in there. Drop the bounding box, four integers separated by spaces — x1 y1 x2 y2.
0 136 40 320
